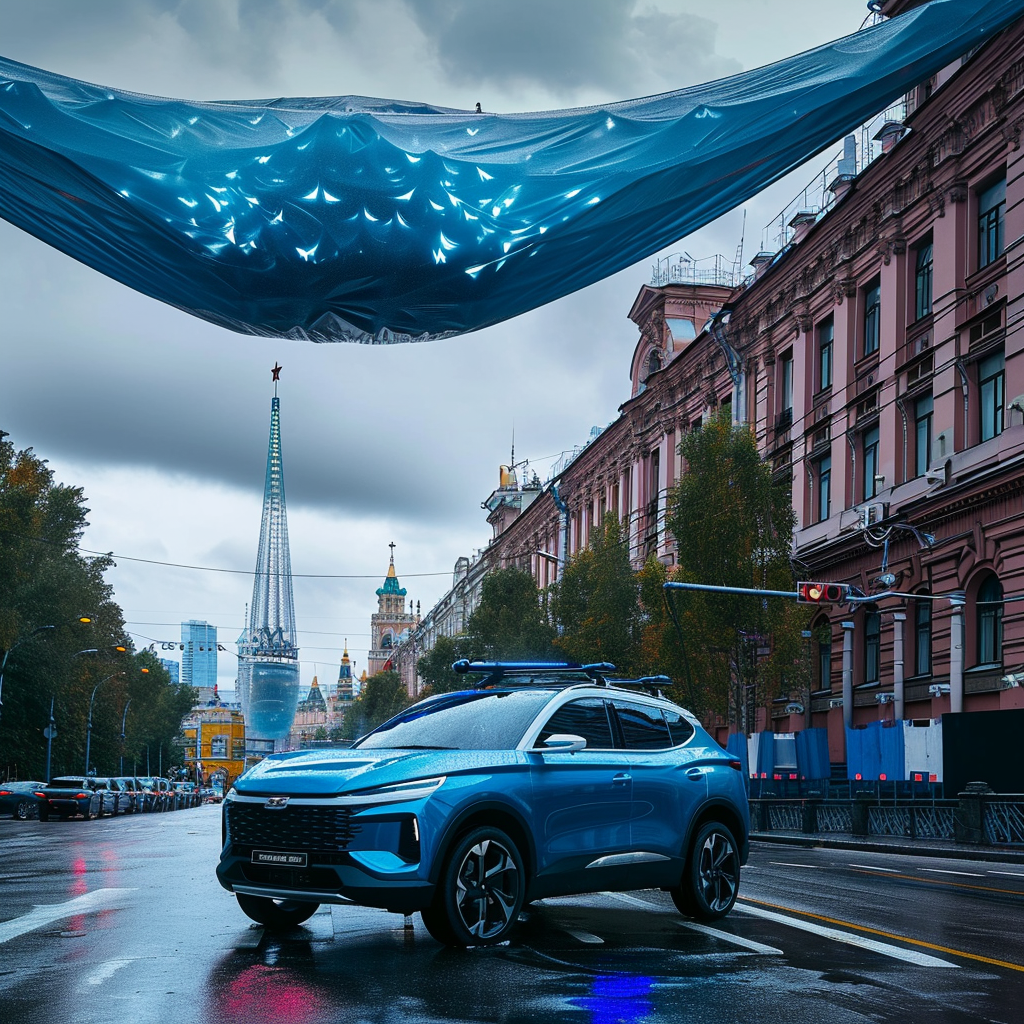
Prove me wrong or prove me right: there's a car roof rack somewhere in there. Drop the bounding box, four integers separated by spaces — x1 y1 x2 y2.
451 660 618 688
601 674 673 698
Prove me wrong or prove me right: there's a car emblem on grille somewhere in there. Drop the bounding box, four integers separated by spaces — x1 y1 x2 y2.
264 796 290 809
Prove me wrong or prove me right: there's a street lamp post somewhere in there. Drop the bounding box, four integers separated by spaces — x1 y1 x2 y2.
119 699 132 776
85 672 122 776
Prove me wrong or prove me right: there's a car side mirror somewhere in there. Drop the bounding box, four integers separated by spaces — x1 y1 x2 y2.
533 733 587 754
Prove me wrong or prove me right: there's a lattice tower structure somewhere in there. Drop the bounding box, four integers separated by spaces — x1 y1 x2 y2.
240 394 301 743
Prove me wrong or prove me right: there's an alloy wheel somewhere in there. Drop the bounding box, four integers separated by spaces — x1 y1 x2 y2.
453 838 521 940
697 829 738 913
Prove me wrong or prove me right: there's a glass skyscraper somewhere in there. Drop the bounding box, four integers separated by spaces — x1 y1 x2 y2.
181 620 217 689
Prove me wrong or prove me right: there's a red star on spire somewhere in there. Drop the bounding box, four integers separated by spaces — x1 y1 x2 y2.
271 363 282 381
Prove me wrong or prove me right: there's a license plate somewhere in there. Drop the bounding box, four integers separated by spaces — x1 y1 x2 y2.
251 850 308 867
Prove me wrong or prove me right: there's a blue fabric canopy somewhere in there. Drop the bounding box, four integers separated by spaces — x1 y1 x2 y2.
0 0 1021 344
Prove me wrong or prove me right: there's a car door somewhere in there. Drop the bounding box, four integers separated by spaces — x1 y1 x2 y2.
610 699 706 886
528 696 633 894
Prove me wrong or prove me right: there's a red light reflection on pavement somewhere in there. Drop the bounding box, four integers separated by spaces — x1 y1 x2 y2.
69 857 88 896
216 963 330 1024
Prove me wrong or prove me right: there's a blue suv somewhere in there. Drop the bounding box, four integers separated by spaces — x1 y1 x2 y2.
216 661 749 945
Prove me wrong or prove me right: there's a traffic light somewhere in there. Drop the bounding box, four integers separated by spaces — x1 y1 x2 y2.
797 581 851 604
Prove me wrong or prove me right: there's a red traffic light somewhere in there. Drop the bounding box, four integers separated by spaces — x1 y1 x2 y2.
797 581 850 604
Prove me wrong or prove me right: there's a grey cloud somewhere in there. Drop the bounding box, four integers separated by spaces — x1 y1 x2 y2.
401 0 741 99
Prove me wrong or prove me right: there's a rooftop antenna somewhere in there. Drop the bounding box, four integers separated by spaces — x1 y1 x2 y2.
511 420 515 470
733 209 746 279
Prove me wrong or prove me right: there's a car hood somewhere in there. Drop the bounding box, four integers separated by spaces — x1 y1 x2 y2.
233 747 523 796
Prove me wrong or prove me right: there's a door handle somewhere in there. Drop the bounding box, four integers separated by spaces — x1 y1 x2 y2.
612 772 631 786
685 767 706 780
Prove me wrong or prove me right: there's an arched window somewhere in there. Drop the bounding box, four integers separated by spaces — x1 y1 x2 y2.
864 604 881 684
914 593 932 676
977 575 1003 665
647 349 662 378
381 633 393 650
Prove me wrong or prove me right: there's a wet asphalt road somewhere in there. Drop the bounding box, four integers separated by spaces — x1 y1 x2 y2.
1 807 1024 1024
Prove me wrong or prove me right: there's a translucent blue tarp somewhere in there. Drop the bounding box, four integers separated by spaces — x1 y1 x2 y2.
846 721 906 781
795 728 831 780
0 0 1021 343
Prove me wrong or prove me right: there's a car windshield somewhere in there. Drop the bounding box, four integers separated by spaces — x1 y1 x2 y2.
355 689 556 751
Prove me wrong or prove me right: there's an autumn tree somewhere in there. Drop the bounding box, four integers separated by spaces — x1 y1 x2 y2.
340 670 411 740
417 634 475 695
465 567 556 661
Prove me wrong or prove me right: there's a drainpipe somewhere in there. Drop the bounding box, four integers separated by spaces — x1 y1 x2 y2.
551 482 570 582
949 594 965 714
893 611 906 721
842 620 855 730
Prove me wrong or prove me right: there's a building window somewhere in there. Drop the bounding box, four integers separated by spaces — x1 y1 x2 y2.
863 279 881 357
816 455 831 523
818 317 834 392
862 425 880 500
814 620 832 692
915 394 933 477
381 633 393 649
210 735 228 757
977 575 1003 665
778 350 794 429
914 595 932 676
647 349 661 377
979 350 1005 442
864 605 881 684
978 177 1006 270
915 241 933 320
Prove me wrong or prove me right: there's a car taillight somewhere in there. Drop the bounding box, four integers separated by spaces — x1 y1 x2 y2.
75 792 88 799
0 790 11 796
34 792 46 798
727 760 743 771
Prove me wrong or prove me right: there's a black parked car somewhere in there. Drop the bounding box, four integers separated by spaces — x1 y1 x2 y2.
0 781 47 819
38 778 105 820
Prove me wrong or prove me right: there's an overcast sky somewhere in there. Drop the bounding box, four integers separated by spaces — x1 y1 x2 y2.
0 0 872 691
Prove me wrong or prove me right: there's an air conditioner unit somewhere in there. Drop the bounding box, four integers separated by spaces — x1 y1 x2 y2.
928 683 950 697
828 698 844 709
876 692 896 704
784 702 805 715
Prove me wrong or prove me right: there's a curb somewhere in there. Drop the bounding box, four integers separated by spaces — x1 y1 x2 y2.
750 831 1024 864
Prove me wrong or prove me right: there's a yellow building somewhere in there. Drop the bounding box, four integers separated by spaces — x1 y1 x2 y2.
179 707 247 788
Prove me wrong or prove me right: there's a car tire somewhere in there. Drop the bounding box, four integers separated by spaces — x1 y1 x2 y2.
235 893 319 929
14 800 34 820
422 826 525 947
38 808 49 822
82 807 93 821
672 821 740 922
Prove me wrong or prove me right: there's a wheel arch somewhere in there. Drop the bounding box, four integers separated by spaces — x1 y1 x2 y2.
429 800 537 886
682 800 748 865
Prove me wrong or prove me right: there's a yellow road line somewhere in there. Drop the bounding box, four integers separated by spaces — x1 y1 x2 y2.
742 896 1024 973
849 867 1024 898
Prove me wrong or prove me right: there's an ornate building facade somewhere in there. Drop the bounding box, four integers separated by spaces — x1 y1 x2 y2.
399 0 1024 758
367 548 419 677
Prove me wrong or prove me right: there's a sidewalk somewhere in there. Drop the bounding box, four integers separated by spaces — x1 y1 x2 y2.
750 830 1024 864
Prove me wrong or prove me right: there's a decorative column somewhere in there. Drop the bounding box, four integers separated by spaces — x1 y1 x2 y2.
949 594 965 714
842 620 855 730
893 611 906 720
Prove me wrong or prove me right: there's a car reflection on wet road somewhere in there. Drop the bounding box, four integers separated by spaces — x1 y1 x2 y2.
1 809 1023 1024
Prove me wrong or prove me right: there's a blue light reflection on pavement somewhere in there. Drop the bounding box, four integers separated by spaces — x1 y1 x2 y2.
572 974 655 1024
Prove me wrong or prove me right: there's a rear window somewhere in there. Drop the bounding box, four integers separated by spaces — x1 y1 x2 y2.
613 701 673 750
355 689 555 750
663 709 695 746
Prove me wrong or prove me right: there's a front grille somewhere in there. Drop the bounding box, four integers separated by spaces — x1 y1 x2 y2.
226 801 364 852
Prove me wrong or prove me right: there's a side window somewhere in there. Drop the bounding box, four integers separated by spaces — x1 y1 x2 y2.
614 701 673 750
663 709 695 746
537 698 613 749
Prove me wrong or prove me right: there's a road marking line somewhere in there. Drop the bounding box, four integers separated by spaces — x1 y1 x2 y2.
678 920 782 955
599 892 666 910
920 868 985 878
849 863 899 872
563 928 604 945
735 901 957 968
232 927 264 949
770 862 822 869
849 867 1024 897
989 871 1024 878
81 959 137 988
0 889 136 946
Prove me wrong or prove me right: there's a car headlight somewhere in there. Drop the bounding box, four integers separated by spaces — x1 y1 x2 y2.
346 776 446 805
223 787 238 802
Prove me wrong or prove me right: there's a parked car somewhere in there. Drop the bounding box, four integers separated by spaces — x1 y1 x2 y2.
217 660 749 945
88 777 126 816
171 781 199 808
112 777 145 813
136 777 167 812
38 777 105 820
0 781 47 819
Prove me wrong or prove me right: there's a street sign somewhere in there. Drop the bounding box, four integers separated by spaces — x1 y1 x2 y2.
43 726 57 739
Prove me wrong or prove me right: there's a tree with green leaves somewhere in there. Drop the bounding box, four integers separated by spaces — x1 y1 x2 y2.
340 670 411 741
664 411 800 725
551 514 641 674
465 567 556 661
417 634 475 695
0 431 194 779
